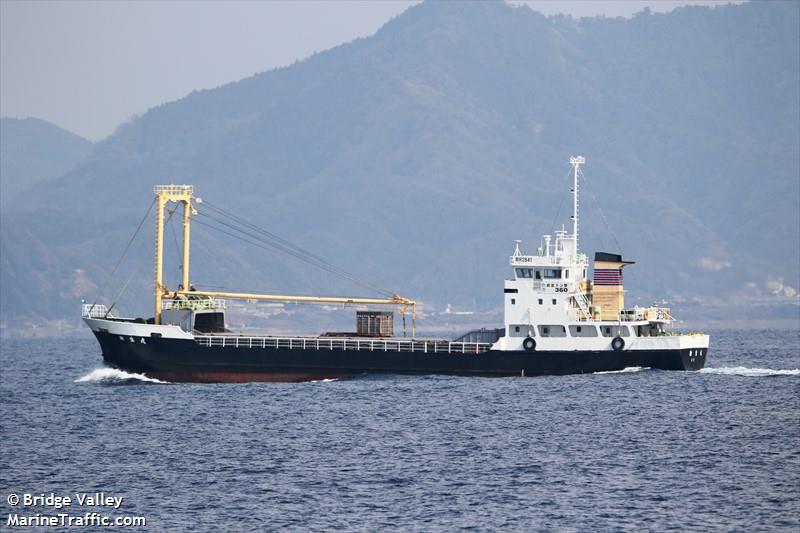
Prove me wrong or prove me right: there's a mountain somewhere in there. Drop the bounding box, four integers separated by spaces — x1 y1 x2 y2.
0 117 92 210
1 0 798 328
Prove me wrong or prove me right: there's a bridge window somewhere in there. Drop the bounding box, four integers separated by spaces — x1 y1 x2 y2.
543 269 562 279
535 270 542 279
515 268 533 278
565 270 569 278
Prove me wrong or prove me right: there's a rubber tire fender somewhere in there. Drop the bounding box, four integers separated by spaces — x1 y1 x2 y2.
612 336 625 351
523 337 536 352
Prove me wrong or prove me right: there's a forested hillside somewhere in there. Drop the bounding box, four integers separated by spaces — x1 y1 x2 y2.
1 0 797 326
0 117 92 209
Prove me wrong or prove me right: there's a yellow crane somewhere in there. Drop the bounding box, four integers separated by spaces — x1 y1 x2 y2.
152 185 417 335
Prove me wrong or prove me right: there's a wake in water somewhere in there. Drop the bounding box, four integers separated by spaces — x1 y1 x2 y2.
594 366 650 375
76 367 168 384
592 366 799 377
699 367 800 377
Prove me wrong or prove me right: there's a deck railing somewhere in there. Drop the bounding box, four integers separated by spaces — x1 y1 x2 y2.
162 298 226 311
81 303 111 318
194 335 492 354
154 184 193 196
620 307 672 322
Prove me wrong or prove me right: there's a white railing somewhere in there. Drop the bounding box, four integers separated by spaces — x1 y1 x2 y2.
162 298 226 311
82 303 111 318
510 254 587 267
154 184 193 195
194 335 492 354
620 307 673 322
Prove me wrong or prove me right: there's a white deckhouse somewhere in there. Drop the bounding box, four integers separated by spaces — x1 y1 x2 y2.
493 157 709 358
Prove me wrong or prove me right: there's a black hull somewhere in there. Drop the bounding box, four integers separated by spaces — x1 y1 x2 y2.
92 331 707 383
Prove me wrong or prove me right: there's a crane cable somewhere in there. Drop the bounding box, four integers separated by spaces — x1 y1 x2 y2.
191 219 347 297
548 166 575 237
168 207 182 271
104 208 178 318
86 197 156 316
201 200 392 295
580 168 624 254
193 213 394 298
195 201 396 298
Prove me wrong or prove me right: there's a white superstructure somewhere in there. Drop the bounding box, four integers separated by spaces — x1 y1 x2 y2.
492 156 708 354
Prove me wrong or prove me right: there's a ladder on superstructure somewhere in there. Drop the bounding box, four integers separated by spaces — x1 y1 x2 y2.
573 291 592 321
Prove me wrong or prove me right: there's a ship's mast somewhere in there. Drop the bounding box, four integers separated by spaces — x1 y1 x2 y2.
154 185 197 325
569 155 585 253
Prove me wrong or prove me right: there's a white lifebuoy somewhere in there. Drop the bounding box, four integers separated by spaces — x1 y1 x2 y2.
523 337 536 352
612 336 625 351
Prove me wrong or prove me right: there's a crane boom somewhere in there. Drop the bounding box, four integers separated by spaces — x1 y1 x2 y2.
153 184 417 335
176 289 414 306
174 290 417 336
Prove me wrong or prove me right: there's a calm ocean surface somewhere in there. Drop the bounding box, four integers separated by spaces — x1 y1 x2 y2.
1 328 798 531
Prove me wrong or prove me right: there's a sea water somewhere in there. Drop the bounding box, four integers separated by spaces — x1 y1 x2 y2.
1 328 798 531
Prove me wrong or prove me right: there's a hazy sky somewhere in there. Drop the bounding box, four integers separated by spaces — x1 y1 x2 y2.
1 0 742 141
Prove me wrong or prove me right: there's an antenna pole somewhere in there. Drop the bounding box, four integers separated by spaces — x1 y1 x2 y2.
569 155 585 253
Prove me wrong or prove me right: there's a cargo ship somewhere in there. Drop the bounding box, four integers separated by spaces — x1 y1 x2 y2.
82 156 709 381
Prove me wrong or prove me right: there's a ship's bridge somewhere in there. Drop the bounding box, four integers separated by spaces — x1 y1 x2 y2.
509 229 588 278
503 187 593 335
508 256 588 285
510 254 588 267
